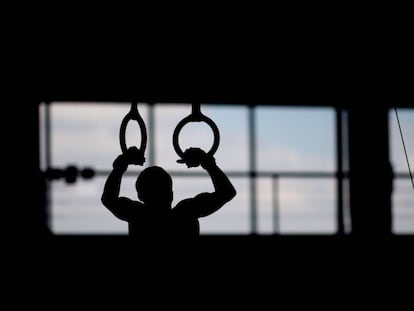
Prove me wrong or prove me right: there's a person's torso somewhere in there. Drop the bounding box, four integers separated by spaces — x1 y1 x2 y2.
128 203 200 238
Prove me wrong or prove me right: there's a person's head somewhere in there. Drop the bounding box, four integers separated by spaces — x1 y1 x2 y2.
136 166 173 207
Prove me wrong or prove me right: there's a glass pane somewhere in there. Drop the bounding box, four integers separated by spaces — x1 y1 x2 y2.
203 105 249 171
389 108 414 234
278 179 336 234
392 179 414 234
257 177 274 234
389 108 414 173
50 102 149 170
51 177 128 234
39 102 47 171
257 107 335 172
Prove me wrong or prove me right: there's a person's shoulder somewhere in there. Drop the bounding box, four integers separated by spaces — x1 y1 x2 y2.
175 193 211 206
173 197 193 211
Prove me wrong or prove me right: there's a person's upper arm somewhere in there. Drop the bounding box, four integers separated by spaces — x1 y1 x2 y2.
174 192 227 218
102 196 138 221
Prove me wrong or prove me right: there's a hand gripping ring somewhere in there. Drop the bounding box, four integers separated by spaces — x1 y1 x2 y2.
119 102 147 154
173 103 220 158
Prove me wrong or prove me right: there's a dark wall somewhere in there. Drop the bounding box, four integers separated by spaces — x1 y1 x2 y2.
6 11 414 289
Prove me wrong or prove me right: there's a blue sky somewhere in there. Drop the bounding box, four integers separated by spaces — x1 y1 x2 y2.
40 103 414 234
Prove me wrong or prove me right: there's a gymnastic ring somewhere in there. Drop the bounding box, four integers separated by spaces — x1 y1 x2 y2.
119 102 147 154
173 109 220 158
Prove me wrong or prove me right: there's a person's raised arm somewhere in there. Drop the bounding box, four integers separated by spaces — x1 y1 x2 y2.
101 147 145 220
177 148 236 217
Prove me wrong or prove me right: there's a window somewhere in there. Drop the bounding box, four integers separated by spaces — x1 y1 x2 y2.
256 107 336 234
39 102 339 235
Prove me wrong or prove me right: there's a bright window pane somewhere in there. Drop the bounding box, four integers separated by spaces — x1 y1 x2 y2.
389 108 414 233
390 108 414 173
51 177 128 234
257 177 275 234
51 102 149 170
279 179 336 234
257 107 335 172
257 178 336 234
392 179 414 234
203 105 249 171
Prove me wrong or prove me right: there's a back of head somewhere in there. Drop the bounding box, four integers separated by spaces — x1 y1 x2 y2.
136 166 173 206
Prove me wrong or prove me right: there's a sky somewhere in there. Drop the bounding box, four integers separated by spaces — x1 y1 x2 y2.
40 103 414 235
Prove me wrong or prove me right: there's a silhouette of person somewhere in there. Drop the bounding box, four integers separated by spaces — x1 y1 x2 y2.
101 146 236 238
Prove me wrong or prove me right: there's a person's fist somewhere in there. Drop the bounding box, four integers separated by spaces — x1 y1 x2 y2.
177 148 205 167
113 147 145 170
125 146 145 166
177 148 215 168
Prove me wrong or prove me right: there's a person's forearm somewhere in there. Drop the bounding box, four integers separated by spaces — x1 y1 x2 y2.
101 159 127 205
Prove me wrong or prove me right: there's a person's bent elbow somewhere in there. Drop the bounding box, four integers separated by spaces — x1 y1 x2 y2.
101 194 113 208
222 187 236 203
228 187 237 201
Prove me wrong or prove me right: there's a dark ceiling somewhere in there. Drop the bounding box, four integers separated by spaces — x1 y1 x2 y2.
24 74 414 108
14 47 414 108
